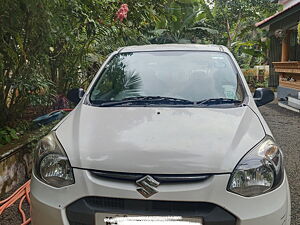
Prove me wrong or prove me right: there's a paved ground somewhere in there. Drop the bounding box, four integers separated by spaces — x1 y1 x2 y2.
0 102 299 225
259 101 300 225
0 190 30 225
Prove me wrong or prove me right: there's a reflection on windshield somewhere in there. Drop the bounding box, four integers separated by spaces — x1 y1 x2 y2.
90 51 244 105
91 53 143 101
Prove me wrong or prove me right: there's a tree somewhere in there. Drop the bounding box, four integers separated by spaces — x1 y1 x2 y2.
200 0 280 47
150 0 218 44
42 0 169 94
194 0 280 67
0 0 54 126
0 0 168 126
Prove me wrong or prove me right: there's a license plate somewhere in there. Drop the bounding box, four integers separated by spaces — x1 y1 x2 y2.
96 213 203 225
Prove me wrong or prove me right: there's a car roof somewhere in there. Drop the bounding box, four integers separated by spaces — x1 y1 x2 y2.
119 44 228 53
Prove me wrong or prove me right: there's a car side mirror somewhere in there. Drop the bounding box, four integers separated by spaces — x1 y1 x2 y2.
67 88 85 104
253 88 274 107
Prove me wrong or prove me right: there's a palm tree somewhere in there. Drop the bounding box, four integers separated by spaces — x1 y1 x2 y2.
150 0 217 44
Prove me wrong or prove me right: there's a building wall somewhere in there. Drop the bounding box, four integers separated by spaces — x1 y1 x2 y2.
0 143 33 196
269 36 282 87
289 30 300 61
267 8 300 87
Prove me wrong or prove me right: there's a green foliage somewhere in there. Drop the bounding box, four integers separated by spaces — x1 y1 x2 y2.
0 0 168 127
150 0 217 44
201 0 280 46
0 0 280 128
245 75 269 89
0 119 32 146
243 68 269 90
0 127 19 146
200 0 280 66
149 0 279 67
232 36 270 67
0 0 55 125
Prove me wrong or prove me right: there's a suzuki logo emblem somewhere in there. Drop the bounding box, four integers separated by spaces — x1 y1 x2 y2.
136 175 160 198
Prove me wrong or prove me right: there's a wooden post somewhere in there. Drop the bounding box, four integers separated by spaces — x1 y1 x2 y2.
281 30 290 62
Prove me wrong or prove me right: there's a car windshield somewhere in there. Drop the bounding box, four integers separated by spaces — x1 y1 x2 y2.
89 51 245 106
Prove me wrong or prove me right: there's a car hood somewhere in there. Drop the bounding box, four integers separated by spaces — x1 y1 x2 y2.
56 104 265 174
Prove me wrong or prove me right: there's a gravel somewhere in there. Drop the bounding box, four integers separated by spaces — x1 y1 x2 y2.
0 186 30 225
259 101 300 225
0 102 299 225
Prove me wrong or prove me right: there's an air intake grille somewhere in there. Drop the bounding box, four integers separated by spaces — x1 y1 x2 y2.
66 197 236 225
89 170 211 183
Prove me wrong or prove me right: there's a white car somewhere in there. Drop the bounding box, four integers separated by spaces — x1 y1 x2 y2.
31 44 291 225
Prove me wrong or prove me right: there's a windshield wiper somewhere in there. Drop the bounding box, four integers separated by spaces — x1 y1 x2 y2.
98 96 194 107
196 98 242 106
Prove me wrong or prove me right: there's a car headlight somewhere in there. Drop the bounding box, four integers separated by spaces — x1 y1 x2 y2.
33 131 74 188
228 136 284 197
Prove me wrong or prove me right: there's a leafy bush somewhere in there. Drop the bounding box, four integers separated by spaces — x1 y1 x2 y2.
0 127 19 146
0 0 168 127
0 0 280 128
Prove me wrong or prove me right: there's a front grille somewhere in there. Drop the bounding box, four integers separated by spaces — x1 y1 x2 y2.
66 197 236 225
89 170 211 183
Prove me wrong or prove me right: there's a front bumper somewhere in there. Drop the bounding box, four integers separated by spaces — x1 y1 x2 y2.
31 168 291 225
